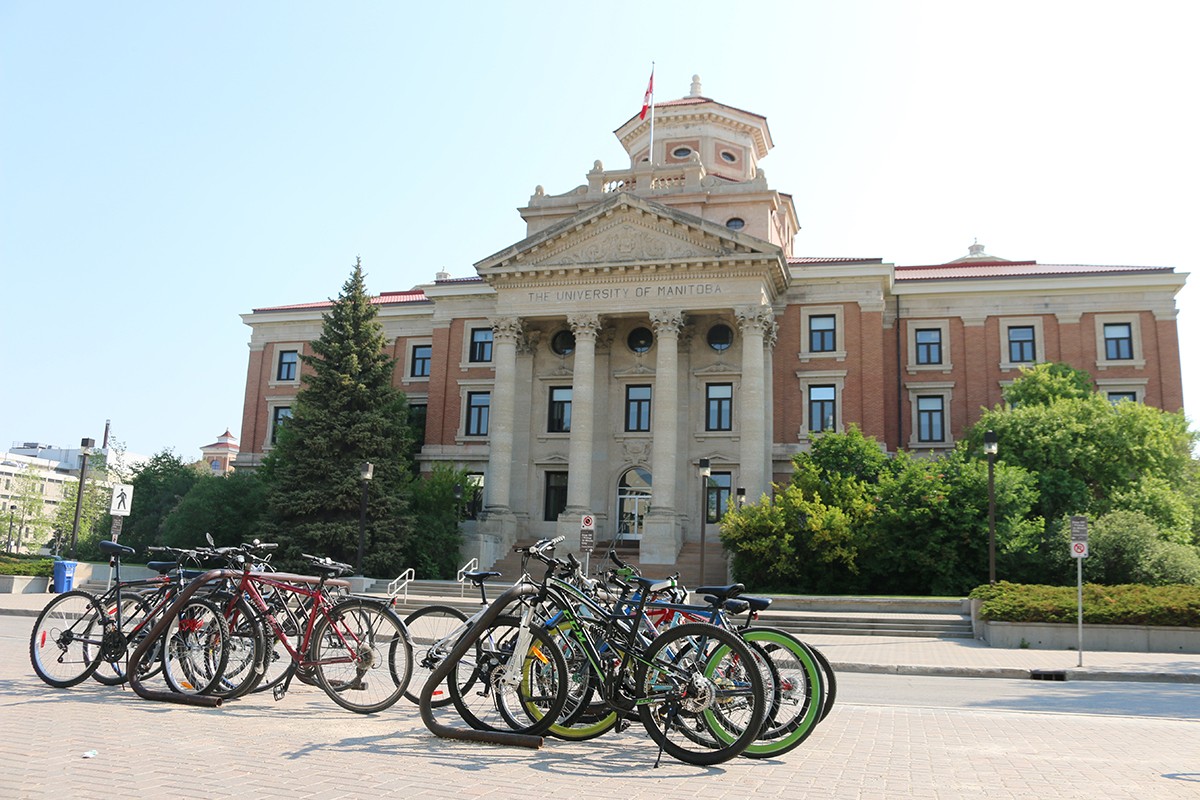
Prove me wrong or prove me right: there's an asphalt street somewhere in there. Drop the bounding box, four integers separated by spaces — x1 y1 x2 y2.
2 615 1199 799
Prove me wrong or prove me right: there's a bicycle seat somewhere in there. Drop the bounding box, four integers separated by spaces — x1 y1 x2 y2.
146 561 178 574
694 583 745 602
98 540 135 558
742 595 772 612
461 570 501 584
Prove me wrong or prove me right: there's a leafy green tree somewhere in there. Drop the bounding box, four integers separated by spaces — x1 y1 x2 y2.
9 466 52 554
52 458 110 561
1001 362 1094 407
123 451 204 554
404 464 473 578
263 259 414 575
1087 510 1200 585
161 471 268 549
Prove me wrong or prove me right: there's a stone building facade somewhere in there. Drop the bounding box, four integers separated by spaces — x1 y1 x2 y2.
234 78 1187 571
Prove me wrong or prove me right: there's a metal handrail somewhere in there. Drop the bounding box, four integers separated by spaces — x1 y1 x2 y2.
388 567 415 600
456 557 478 597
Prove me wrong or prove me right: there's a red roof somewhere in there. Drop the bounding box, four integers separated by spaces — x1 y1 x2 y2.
253 289 429 313
789 256 884 265
655 95 766 121
895 261 1171 281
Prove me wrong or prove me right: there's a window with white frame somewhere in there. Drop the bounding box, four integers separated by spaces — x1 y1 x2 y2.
907 320 952 373
1095 377 1147 404
798 306 847 362
410 343 432 378
795 370 847 439
268 343 304 386
906 382 954 448
469 328 493 363
705 383 733 431
999 318 1045 371
465 392 490 436
1094 314 1145 370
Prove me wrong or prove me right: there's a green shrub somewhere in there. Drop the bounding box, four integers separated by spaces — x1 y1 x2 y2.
970 581 1200 626
0 555 55 577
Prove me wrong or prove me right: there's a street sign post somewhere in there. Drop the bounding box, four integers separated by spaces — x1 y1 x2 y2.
580 514 596 574
1069 515 1088 666
110 484 134 517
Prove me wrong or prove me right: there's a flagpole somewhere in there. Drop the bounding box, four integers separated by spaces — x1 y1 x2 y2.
648 62 655 165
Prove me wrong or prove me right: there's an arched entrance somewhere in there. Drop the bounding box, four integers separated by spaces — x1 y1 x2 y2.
615 467 652 543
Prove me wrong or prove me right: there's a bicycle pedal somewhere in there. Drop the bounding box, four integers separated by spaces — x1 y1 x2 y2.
272 685 287 701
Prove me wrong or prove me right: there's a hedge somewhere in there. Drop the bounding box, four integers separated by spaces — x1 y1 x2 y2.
970 582 1200 627
0 554 55 577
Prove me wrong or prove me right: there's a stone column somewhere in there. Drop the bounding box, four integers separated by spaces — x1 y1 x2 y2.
478 316 522 564
736 305 774 501
558 314 600 547
641 310 684 563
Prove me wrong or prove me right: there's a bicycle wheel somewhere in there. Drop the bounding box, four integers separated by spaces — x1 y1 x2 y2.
29 591 105 688
448 615 568 736
90 593 155 686
635 622 767 766
403 604 470 707
309 600 412 714
161 598 231 696
211 597 267 700
255 591 307 694
807 642 838 722
544 620 619 742
738 628 825 759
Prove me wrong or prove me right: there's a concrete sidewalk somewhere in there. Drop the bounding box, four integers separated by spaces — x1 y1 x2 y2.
6 588 1199 684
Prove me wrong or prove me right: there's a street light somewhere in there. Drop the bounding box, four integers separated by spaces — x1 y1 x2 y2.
698 458 711 588
356 461 374 576
5 504 16 553
984 430 998 585
736 487 746 509
68 438 95 560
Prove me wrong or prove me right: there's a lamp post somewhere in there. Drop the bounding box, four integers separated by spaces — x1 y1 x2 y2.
68 438 95 560
356 461 374 576
5 504 16 553
984 430 998 585
698 458 711 587
736 487 746 509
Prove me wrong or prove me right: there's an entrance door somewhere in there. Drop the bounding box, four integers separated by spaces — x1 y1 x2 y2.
616 467 652 542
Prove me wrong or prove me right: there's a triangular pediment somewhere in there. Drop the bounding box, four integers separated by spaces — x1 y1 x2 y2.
475 192 780 274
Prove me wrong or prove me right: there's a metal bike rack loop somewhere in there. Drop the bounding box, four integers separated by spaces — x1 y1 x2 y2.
418 582 544 749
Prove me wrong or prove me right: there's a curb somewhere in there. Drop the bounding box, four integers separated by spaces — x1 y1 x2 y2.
832 661 1200 684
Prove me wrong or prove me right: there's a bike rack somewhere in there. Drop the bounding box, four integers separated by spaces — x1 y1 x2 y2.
126 568 350 707
418 582 543 749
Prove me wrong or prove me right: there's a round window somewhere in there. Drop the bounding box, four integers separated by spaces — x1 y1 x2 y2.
551 330 576 356
726 217 745 231
671 146 692 159
707 324 734 352
627 327 654 354
720 150 737 163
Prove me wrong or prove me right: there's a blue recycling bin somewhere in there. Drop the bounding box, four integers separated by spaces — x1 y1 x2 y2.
52 560 77 593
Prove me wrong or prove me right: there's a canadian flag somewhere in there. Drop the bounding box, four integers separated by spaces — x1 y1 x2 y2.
639 68 654 120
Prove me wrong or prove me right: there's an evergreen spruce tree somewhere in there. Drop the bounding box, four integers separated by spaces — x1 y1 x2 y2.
263 259 413 575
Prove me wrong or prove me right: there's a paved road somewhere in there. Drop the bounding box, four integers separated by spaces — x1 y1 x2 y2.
2 616 1199 799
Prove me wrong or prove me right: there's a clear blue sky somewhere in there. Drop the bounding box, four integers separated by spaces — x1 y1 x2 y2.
2 1 1197 459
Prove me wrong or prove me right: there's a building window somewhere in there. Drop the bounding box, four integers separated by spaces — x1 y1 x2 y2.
469 328 493 363
408 403 427 448
548 387 572 433
466 392 490 436
625 385 651 432
808 386 836 433
270 406 292 444
1007 326 1036 363
725 217 745 231
916 396 945 442
707 323 734 352
1107 391 1138 404
1103 323 1133 361
544 471 568 521
410 345 431 377
551 330 575 356
276 350 298 382
628 327 654 354
809 315 836 353
705 383 733 431
706 471 732 523
915 329 942 365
